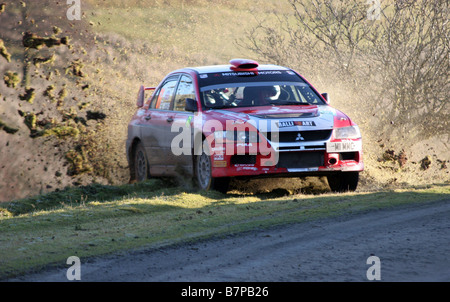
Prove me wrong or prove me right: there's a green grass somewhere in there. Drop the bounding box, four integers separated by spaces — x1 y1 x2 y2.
1 180 448 279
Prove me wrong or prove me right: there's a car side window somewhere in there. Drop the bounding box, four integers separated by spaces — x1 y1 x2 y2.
150 77 178 110
173 75 195 112
296 85 322 104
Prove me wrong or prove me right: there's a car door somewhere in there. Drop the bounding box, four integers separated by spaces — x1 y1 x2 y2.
170 74 197 176
140 76 179 176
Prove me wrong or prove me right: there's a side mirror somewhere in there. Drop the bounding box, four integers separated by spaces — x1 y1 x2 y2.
185 98 198 112
137 86 156 108
321 93 329 103
137 85 145 107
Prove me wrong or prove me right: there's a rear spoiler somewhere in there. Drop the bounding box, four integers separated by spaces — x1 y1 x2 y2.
136 85 156 107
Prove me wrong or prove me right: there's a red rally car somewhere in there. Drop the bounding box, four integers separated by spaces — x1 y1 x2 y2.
126 59 364 193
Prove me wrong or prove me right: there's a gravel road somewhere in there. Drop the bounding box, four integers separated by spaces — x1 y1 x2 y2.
7 199 450 282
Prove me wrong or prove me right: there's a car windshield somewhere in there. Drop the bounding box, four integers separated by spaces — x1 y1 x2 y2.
201 82 326 109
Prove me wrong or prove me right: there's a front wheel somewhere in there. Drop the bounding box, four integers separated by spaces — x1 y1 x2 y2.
195 151 229 193
327 172 359 193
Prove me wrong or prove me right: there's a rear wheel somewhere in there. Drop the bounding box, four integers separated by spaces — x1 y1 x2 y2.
195 151 229 193
134 142 149 182
327 172 359 192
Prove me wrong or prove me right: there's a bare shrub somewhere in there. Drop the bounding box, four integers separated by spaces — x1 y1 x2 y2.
240 0 449 141
369 0 449 138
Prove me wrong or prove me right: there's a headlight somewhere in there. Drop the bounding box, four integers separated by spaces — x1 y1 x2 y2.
334 126 361 139
214 130 258 143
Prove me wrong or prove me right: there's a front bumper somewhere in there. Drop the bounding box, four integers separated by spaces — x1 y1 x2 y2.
209 139 363 178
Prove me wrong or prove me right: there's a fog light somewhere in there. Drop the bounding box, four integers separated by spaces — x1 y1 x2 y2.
328 153 339 165
329 158 337 165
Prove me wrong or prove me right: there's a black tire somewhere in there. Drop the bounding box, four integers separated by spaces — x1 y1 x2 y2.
194 150 229 193
195 151 212 190
327 172 359 193
134 142 149 182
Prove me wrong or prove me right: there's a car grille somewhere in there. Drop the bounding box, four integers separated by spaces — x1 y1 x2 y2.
262 130 332 143
277 151 324 168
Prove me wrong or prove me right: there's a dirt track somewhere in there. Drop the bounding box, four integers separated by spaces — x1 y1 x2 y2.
7 199 450 282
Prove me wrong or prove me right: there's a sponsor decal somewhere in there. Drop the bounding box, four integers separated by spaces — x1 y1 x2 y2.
242 167 258 171
277 121 316 128
319 107 337 116
213 160 227 168
220 71 283 77
236 166 258 171
221 72 256 77
213 154 224 161
185 116 193 127
287 168 319 172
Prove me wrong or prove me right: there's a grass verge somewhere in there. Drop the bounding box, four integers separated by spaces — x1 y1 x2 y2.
0 180 449 279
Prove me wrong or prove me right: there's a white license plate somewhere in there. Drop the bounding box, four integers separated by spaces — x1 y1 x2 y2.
326 140 362 153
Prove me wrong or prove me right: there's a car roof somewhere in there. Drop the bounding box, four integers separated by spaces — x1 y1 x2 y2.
172 64 291 75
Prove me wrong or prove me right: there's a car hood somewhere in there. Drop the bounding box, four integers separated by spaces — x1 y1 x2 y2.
205 105 350 131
